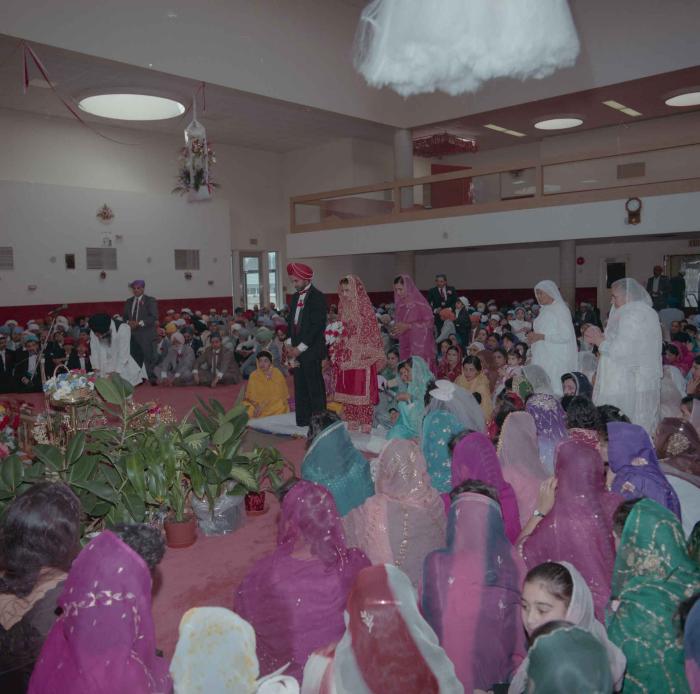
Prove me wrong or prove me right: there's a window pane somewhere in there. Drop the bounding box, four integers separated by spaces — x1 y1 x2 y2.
245 271 260 308
267 251 276 270
268 270 277 304
243 256 259 271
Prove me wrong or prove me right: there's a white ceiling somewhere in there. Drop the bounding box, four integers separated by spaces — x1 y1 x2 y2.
3 0 700 129
0 34 395 152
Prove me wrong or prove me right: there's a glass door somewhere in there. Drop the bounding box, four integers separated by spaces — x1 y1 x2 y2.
241 252 263 310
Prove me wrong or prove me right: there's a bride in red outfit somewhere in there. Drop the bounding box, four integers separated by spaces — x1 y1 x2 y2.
333 275 386 433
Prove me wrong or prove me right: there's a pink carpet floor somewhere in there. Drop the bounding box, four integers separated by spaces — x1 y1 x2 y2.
5 382 309 660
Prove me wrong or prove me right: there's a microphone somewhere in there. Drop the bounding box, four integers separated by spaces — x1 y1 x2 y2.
48 304 68 315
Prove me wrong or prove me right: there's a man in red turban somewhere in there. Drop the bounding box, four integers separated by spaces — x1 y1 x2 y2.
286 262 327 426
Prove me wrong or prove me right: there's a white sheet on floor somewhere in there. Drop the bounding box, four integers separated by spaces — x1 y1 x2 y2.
247 412 387 454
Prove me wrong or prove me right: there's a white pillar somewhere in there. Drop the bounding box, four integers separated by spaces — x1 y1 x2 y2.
393 128 414 210
559 239 577 309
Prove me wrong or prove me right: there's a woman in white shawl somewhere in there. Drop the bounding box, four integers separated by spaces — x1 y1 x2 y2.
585 278 662 435
526 281 578 396
170 607 299 693
88 313 146 387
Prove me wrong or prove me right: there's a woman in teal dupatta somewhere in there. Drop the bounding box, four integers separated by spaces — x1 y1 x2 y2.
301 412 374 516
387 356 433 441
607 498 700 693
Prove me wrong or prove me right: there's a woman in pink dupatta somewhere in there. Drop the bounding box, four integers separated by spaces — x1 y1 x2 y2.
520 440 617 621
343 440 446 588
497 411 549 525
235 481 369 680
392 274 436 372
333 275 386 431
447 431 522 543
422 491 526 693
28 531 171 694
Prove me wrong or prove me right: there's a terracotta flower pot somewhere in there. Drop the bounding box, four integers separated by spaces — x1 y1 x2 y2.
164 514 197 548
245 491 267 516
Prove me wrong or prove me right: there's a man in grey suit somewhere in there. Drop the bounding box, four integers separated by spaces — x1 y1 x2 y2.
157 332 195 386
192 334 241 387
123 279 158 382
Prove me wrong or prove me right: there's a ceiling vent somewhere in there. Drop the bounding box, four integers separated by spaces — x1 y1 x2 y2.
617 161 646 179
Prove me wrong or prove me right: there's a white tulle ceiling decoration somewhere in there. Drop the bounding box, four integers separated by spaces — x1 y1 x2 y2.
353 0 580 97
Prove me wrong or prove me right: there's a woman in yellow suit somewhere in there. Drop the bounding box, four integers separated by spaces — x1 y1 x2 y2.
243 351 290 419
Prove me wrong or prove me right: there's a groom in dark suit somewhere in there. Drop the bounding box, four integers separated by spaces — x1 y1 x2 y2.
427 273 457 330
286 262 327 426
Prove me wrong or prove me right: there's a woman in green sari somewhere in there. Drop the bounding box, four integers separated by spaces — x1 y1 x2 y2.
607 498 700 693
387 356 433 441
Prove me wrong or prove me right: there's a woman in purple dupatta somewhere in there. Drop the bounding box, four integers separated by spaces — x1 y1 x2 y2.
497 411 549 525
392 274 436 371
447 431 521 543
28 531 171 694
234 481 369 680
422 491 526 692
607 421 682 519
525 393 569 474
520 440 616 621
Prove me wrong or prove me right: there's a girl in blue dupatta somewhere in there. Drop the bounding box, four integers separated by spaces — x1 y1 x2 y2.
422 380 486 492
301 411 374 516
387 356 433 441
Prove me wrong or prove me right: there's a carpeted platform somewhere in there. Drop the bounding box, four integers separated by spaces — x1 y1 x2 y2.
3 382 247 421
151 433 308 659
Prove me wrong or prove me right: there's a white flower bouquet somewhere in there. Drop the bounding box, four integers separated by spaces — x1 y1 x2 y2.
43 370 96 404
324 321 344 346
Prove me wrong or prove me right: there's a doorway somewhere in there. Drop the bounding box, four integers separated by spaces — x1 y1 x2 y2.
667 254 700 308
240 252 263 310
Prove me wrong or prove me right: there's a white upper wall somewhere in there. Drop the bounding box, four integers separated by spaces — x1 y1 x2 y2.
0 180 233 306
0 108 285 254
3 0 700 128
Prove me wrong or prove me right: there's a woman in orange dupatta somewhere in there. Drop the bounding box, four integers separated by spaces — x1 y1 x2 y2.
333 275 386 432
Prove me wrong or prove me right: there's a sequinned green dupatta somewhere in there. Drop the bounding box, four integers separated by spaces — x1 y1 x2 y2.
607 498 700 693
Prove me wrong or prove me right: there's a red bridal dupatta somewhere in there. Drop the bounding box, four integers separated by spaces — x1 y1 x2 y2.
422 492 526 692
334 275 385 407
394 274 436 371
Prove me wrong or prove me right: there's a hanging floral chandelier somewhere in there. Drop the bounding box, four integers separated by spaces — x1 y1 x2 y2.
173 96 218 201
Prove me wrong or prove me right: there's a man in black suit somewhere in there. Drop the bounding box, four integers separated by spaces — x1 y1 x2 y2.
66 340 93 372
13 335 43 393
123 280 158 381
646 265 671 311
286 262 327 426
0 334 16 393
427 273 457 330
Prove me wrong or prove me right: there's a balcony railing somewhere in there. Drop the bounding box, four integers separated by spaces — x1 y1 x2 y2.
290 140 700 233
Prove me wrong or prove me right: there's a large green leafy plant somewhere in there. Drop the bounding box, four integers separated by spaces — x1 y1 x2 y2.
0 375 291 533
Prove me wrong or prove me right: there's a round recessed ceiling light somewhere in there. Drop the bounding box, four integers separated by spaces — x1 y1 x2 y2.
534 117 583 130
665 91 700 107
78 94 185 121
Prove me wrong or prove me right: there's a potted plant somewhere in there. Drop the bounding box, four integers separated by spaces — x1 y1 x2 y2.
242 446 296 516
159 431 197 548
185 399 255 535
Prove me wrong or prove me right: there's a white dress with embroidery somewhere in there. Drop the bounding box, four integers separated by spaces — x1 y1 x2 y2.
593 301 662 435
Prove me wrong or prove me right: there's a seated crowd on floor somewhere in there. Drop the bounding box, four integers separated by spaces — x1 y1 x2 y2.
2 270 700 693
